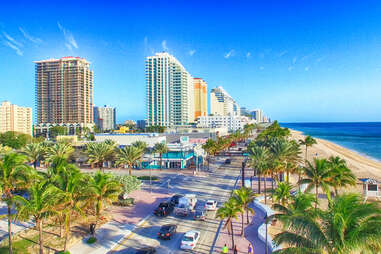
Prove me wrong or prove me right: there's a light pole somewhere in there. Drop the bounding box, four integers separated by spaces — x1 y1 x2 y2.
265 214 269 254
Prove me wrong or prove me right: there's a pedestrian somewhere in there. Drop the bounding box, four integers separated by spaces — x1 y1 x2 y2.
221 244 229 253
248 243 253 254
233 245 238 254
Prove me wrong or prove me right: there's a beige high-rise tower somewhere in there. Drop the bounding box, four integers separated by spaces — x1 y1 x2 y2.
193 78 207 120
34 57 93 127
0 101 32 136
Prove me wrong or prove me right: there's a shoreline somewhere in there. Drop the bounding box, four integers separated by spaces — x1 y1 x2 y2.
289 129 381 182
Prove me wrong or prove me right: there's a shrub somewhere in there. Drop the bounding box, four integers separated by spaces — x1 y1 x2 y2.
57 251 70 254
137 176 159 181
87 237 97 244
113 175 141 195
113 197 135 207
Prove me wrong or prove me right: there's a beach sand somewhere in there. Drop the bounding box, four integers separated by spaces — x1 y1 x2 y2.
290 129 381 183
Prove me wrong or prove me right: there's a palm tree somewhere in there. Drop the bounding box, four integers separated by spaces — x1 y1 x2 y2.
0 152 32 254
248 145 270 195
132 141 148 169
89 171 121 229
153 143 168 170
86 142 114 172
202 139 217 170
299 158 332 209
23 143 46 169
52 164 90 252
299 135 317 163
14 180 62 254
327 156 356 196
216 198 242 249
0 145 11 156
232 187 256 236
273 194 381 254
46 142 74 167
272 182 293 206
272 192 316 229
116 146 144 175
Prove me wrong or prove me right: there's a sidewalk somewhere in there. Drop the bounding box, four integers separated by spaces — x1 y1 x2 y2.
69 188 170 253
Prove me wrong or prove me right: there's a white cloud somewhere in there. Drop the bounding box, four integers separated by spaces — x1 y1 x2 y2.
58 22 78 50
224 49 235 59
2 32 23 48
246 52 251 58
3 41 23 56
278 50 288 57
19 27 42 44
161 40 168 51
188 49 196 56
259 66 264 70
288 66 294 71
305 66 310 71
292 57 297 64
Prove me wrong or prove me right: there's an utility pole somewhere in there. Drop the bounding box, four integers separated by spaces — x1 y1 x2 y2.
242 160 246 188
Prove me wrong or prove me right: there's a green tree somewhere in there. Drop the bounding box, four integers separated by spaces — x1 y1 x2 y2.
153 143 168 170
49 126 67 139
248 145 270 195
22 143 46 169
327 156 356 196
299 135 317 164
14 180 62 254
46 142 74 167
89 171 121 229
0 152 32 254
232 187 256 235
272 182 293 206
216 198 242 249
86 142 114 172
116 146 144 175
299 158 332 209
113 175 141 197
273 194 381 254
0 131 32 149
202 139 217 170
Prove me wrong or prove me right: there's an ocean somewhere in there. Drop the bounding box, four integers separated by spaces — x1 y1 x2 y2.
280 122 381 162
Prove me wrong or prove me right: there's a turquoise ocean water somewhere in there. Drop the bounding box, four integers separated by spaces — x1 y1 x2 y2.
280 122 381 162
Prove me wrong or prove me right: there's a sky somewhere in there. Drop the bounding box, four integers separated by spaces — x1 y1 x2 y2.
1 0 381 123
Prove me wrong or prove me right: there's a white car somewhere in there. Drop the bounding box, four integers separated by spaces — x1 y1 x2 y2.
180 230 200 250
205 200 217 210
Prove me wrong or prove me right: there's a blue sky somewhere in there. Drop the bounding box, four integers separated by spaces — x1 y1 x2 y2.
1 0 381 123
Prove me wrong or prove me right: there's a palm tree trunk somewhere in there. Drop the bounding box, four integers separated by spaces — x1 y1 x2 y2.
258 173 261 194
334 187 338 196
34 160 37 169
246 209 249 224
63 213 70 252
298 172 301 192
271 171 274 191
315 185 318 209
241 213 244 236
100 161 103 173
8 204 12 254
286 170 290 184
160 154 162 171
264 174 267 204
38 219 44 254
230 221 235 249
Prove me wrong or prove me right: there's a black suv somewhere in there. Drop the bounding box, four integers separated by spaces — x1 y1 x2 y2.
135 247 156 254
225 159 231 164
154 202 173 216
170 194 183 206
157 224 177 240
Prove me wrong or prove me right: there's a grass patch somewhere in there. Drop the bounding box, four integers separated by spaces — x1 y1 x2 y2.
0 234 39 254
57 251 70 254
137 176 159 181
86 237 97 244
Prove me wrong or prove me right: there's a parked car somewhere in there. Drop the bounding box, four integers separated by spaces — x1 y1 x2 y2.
193 209 206 221
170 194 183 206
135 247 156 254
225 159 231 164
205 200 218 211
154 202 173 217
157 224 177 240
180 230 201 250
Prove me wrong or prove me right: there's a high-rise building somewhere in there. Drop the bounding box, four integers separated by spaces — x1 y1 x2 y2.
193 78 208 120
146 52 194 127
210 86 240 116
240 107 251 116
34 57 94 127
0 101 33 136
250 109 263 122
93 105 116 132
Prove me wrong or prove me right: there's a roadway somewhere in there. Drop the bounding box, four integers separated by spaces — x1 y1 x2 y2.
109 156 243 254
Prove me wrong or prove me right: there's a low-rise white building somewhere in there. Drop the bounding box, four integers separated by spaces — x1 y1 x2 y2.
94 133 166 147
196 115 250 132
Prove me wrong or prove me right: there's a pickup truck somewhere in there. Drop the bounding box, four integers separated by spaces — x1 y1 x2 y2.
174 194 197 216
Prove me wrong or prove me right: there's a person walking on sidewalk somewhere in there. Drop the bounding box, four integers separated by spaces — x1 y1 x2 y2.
233 245 238 254
221 244 228 254
248 243 253 254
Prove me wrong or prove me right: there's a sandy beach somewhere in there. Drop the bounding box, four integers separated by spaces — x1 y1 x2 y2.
290 129 381 182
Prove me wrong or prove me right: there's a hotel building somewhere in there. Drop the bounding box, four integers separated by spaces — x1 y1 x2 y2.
146 52 194 127
0 101 33 136
210 86 240 116
34 57 94 136
94 105 116 132
196 115 249 132
193 78 208 120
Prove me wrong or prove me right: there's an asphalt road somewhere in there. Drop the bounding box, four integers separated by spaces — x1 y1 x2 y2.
109 156 242 254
